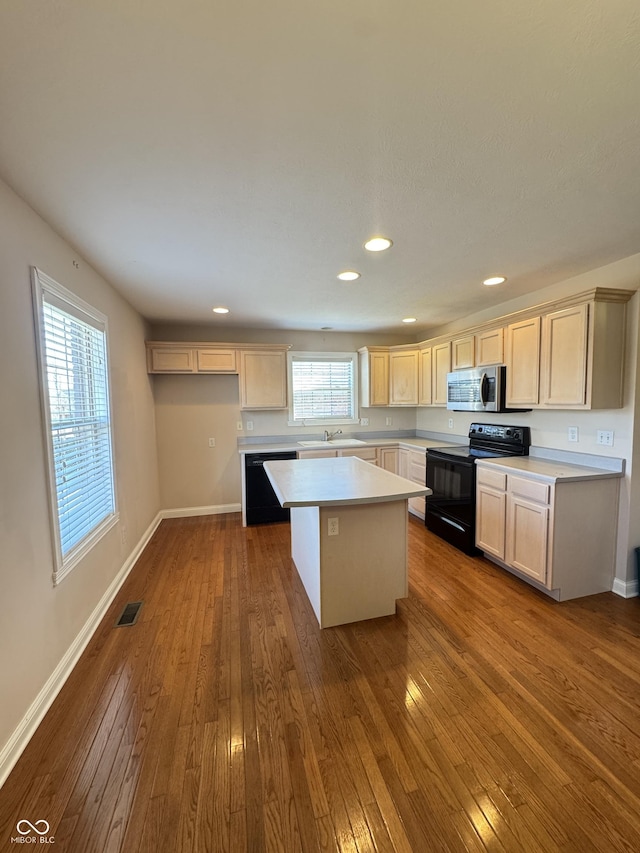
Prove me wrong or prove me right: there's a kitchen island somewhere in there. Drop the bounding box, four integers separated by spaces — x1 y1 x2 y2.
263 456 430 628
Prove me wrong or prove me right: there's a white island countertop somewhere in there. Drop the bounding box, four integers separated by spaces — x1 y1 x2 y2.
264 456 430 508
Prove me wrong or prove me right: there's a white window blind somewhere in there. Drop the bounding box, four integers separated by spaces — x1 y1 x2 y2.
33 269 117 582
289 353 358 424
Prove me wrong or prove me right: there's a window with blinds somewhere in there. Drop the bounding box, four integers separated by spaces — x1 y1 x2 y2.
33 268 117 584
288 353 359 425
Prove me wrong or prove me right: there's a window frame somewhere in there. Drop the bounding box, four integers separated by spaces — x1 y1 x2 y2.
287 351 360 427
32 267 118 585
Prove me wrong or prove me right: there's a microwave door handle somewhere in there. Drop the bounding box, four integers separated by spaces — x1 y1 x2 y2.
480 373 489 406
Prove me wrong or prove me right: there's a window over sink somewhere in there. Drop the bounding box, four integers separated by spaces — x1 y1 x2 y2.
287 352 359 426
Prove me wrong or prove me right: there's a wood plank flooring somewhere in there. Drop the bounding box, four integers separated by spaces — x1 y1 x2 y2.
2 513 640 851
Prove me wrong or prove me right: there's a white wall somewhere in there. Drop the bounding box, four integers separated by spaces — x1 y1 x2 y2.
149 327 417 510
0 179 160 777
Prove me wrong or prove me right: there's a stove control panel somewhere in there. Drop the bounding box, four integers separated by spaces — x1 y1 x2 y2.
468 423 530 446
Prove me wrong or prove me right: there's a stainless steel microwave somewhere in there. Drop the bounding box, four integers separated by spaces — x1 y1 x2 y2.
446 365 529 412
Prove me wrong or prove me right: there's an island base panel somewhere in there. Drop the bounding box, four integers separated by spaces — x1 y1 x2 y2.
290 501 408 628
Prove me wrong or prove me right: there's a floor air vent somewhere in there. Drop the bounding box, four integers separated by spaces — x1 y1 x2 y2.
115 601 143 627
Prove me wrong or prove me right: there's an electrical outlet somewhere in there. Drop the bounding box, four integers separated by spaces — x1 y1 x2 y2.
208 437 216 447
360 417 369 426
597 430 614 446
568 426 579 442
327 517 339 536
385 417 393 426
247 421 254 431
237 421 243 430
448 418 454 429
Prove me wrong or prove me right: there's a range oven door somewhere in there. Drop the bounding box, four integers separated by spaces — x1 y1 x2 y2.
425 451 479 555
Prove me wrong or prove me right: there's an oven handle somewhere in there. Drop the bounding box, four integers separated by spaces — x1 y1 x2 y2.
480 372 490 406
438 515 466 533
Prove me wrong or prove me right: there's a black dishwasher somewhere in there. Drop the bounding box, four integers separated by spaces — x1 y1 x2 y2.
245 451 297 525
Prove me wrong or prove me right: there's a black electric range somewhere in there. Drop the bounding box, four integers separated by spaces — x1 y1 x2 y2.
425 423 531 555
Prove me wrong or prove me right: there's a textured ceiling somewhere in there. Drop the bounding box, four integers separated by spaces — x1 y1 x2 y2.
1 1 639 334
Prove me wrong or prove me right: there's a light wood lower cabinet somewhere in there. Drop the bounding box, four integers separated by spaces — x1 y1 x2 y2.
476 462 619 600
377 447 399 473
399 448 427 518
297 449 338 459
338 447 378 465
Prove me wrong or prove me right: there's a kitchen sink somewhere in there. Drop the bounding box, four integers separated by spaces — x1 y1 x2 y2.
298 438 367 447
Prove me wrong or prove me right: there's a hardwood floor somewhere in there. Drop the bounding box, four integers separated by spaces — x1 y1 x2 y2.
2 513 640 852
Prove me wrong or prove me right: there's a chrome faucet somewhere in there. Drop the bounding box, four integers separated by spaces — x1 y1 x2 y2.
324 429 343 441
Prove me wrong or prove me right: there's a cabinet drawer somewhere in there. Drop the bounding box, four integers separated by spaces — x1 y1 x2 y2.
297 449 337 459
477 467 507 491
508 475 550 505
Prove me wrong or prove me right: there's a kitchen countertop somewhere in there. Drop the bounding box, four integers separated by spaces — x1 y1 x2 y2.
263 456 431 507
238 436 455 455
476 456 624 483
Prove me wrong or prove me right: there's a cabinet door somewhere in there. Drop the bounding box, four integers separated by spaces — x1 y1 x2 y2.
452 335 475 370
476 486 506 559
506 495 549 583
398 448 410 479
419 348 432 405
360 350 389 407
389 350 419 405
378 447 398 473
147 346 195 373
506 317 540 406
338 447 378 465
196 348 237 373
541 304 588 406
240 350 287 409
476 328 504 366
432 342 452 406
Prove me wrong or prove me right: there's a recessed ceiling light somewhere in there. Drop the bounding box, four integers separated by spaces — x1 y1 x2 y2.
337 270 361 281
212 306 230 314
402 317 417 323
483 276 506 286
364 236 393 252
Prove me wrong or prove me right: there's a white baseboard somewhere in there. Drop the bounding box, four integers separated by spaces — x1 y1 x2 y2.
162 503 241 519
612 577 639 598
0 511 163 789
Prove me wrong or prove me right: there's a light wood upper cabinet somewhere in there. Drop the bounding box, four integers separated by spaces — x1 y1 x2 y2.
505 316 541 407
452 335 475 370
432 342 451 406
541 298 627 409
239 349 288 409
476 327 504 366
359 348 389 407
389 349 419 406
419 347 432 405
196 348 237 373
147 345 196 373
541 304 588 407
